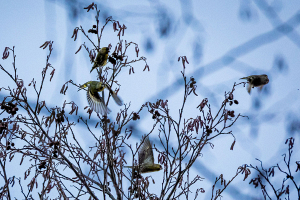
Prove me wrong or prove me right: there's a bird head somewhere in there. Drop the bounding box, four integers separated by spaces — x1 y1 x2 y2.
102 47 110 53
261 74 269 84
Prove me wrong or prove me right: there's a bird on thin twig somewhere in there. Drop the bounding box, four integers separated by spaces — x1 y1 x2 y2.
90 47 109 73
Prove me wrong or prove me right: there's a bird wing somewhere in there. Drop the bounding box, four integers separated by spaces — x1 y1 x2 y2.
87 89 111 115
247 83 252 94
138 136 154 166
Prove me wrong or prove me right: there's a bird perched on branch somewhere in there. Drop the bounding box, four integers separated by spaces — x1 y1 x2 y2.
124 136 162 174
240 74 269 94
90 47 109 73
79 81 123 115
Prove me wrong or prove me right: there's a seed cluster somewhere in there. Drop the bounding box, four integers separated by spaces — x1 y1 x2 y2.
1 101 19 115
0 119 8 135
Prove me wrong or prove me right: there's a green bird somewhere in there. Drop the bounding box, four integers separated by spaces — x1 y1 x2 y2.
90 47 109 73
240 74 269 94
79 81 123 115
125 136 162 174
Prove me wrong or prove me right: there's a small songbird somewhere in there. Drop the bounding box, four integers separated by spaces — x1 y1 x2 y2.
79 81 123 115
240 74 269 94
124 136 162 174
90 47 109 73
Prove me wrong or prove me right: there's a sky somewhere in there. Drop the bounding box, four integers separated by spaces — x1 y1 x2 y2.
1 0 300 199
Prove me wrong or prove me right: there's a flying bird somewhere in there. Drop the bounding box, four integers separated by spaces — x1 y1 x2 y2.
79 81 123 115
240 74 269 94
125 136 162 174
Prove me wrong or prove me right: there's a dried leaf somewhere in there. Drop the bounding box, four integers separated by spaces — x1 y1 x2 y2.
75 45 82 54
60 84 65 94
2 47 9 59
135 45 139 57
50 69 55 81
39 41 48 49
143 64 150 71
83 3 95 12
230 140 236 150
71 28 79 41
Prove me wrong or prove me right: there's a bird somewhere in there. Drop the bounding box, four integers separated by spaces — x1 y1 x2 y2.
124 136 162 174
90 47 109 73
240 74 269 94
79 81 123 115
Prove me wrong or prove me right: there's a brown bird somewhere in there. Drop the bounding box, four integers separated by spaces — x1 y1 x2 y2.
90 47 109 73
240 74 269 94
124 136 162 174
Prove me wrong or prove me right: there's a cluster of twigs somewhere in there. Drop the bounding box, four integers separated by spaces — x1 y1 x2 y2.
247 137 300 199
140 64 249 199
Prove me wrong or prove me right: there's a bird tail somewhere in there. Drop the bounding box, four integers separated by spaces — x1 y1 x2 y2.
105 84 123 106
247 84 252 94
111 92 123 106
